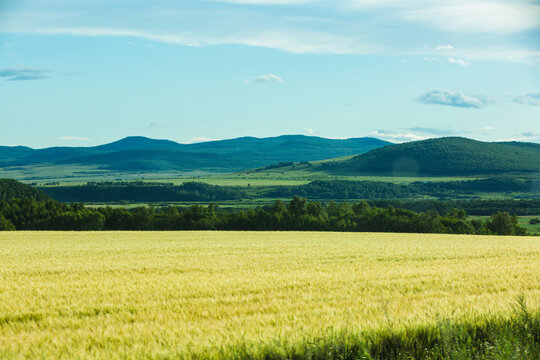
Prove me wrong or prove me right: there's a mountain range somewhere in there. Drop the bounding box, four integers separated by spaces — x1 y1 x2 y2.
0 135 390 175
2 136 539 179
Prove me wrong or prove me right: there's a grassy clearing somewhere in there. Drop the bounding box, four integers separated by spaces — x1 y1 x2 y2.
0 232 539 359
27 172 481 187
518 215 540 235
236 172 481 184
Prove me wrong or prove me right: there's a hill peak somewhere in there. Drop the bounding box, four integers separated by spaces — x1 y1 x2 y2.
326 136 540 176
95 136 183 151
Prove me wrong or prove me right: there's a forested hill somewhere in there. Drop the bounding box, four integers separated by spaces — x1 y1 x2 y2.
0 135 390 173
315 137 540 176
0 179 51 201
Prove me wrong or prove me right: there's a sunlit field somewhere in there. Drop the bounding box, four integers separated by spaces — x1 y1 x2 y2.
1 231 539 359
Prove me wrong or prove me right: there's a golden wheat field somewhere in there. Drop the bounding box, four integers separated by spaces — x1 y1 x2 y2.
1 231 539 359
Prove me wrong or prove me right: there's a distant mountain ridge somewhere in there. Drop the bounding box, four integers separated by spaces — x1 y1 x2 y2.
0 135 390 174
256 137 540 176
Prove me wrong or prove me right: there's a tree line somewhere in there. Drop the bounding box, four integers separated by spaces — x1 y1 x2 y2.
266 177 537 199
39 177 538 204
0 196 526 235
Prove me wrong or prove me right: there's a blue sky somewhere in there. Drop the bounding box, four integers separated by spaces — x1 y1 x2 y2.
0 0 539 148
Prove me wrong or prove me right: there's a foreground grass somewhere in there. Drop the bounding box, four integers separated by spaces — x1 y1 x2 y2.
203 305 540 360
0 232 539 359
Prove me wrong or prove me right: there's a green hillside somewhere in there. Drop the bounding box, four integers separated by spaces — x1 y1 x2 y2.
0 179 52 201
253 137 540 176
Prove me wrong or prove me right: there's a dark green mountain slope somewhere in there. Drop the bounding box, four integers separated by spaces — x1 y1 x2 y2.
0 146 34 160
59 149 248 172
0 179 51 201
321 137 540 176
0 135 390 173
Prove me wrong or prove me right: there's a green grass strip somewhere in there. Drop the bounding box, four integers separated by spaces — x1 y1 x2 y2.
194 299 539 360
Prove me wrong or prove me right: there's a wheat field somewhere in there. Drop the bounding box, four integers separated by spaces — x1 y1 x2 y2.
0 231 539 359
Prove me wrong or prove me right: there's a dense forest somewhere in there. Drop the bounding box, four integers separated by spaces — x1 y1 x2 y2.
0 196 526 235
0 178 51 202
41 181 248 202
266 177 538 199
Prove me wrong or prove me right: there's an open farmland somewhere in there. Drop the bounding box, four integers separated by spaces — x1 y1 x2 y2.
1 232 539 359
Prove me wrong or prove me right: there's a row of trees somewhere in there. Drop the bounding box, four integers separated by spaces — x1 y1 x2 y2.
0 197 526 235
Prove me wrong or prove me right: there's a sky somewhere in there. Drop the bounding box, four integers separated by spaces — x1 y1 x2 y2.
0 0 539 148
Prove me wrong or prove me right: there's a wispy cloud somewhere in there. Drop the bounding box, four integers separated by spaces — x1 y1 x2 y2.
2 1 538 64
304 128 314 135
521 131 540 138
59 136 91 141
417 89 496 109
213 0 312 4
448 57 469 67
434 44 454 51
250 73 284 83
498 131 540 143
513 91 540 106
0 66 50 81
149 122 168 128
407 127 462 136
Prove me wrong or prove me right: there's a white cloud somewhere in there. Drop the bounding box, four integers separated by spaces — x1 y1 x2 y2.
479 126 494 131
371 130 429 143
417 89 497 109
304 128 314 135
448 57 470 67
59 136 91 141
185 137 220 143
250 73 284 83
402 2 540 34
